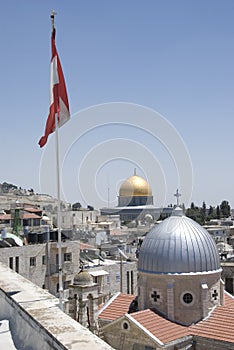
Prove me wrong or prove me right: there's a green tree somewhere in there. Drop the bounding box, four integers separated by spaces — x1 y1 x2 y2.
220 200 231 218
216 205 220 219
186 203 205 225
208 205 213 217
200 201 206 221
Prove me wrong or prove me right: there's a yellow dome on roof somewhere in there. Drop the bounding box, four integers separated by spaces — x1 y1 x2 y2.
119 174 152 197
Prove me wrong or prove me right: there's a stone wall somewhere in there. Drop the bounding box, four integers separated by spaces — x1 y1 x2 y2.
0 262 113 350
194 336 234 350
138 270 222 325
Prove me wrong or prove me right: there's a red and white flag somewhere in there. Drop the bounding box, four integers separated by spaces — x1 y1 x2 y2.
38 28 70 148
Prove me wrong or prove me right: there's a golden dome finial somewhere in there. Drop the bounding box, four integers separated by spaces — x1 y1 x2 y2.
134 168 137 176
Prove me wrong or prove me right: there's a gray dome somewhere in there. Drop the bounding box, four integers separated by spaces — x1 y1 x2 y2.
73 270 93 286
138 211 220 274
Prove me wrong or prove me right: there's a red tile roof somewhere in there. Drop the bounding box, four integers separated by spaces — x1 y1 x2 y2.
98 293 135 321
23 213 41 219
190 292 234 344
99 292 234 345
80 242 95 250
24 207 42 213
0 212 41 220
129 309 189 344
0 214 11 220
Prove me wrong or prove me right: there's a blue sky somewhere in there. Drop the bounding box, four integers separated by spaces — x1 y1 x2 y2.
1 1 234 209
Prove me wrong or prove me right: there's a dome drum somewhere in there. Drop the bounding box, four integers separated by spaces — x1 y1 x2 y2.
118 195 153 207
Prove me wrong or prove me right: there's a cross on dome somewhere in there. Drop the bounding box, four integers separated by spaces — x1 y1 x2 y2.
174 189 181 207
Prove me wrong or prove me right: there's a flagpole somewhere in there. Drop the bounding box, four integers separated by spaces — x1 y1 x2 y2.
51 10 63 311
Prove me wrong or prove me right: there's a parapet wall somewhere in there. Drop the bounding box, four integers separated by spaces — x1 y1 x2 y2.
0 262 113 350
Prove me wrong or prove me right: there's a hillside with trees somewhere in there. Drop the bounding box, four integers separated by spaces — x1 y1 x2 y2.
186 200 231 225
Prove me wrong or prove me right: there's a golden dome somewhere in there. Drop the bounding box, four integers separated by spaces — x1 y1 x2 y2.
119 174 152 197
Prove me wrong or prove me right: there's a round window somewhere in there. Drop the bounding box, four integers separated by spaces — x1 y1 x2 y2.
183 293 193 304
122 321 129 330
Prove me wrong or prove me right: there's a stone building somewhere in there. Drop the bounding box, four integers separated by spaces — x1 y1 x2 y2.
0 240 80 298
98 207 234 350
79 257 137 297
221 259 234 295
0 237 138 305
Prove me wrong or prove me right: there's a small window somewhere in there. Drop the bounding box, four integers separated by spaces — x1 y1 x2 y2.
64 252 72 262
15 256 19 273
63 280 71 290
116 273 120 282
127 271 130 294
106 275 110 284
183 293 193 304
151 290 161 303
30 257 36 267
123 322 129 330
9 257 13 269
212 289 219 301
42 255 46 265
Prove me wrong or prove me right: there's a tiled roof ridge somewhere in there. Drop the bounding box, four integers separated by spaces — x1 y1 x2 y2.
126 313 164 346
129 308 190 344
98 292 121 316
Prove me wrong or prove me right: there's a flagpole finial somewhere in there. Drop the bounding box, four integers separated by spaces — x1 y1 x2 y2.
51 10 57 31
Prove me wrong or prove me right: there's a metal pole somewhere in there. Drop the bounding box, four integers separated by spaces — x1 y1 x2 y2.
51 10 63 310
120 253 123 293
55 114 63 310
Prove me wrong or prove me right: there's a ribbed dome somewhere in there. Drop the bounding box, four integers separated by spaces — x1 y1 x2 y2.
73 270 93 286
138 211 220 274
119 175 152 197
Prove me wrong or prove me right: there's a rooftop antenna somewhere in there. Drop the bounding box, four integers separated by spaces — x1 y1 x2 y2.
107 187 110 208
174 189 181 207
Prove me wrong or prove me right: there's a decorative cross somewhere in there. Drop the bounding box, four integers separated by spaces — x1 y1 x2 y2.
212 290 218 300
174 189 181 207
151 290 160 302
